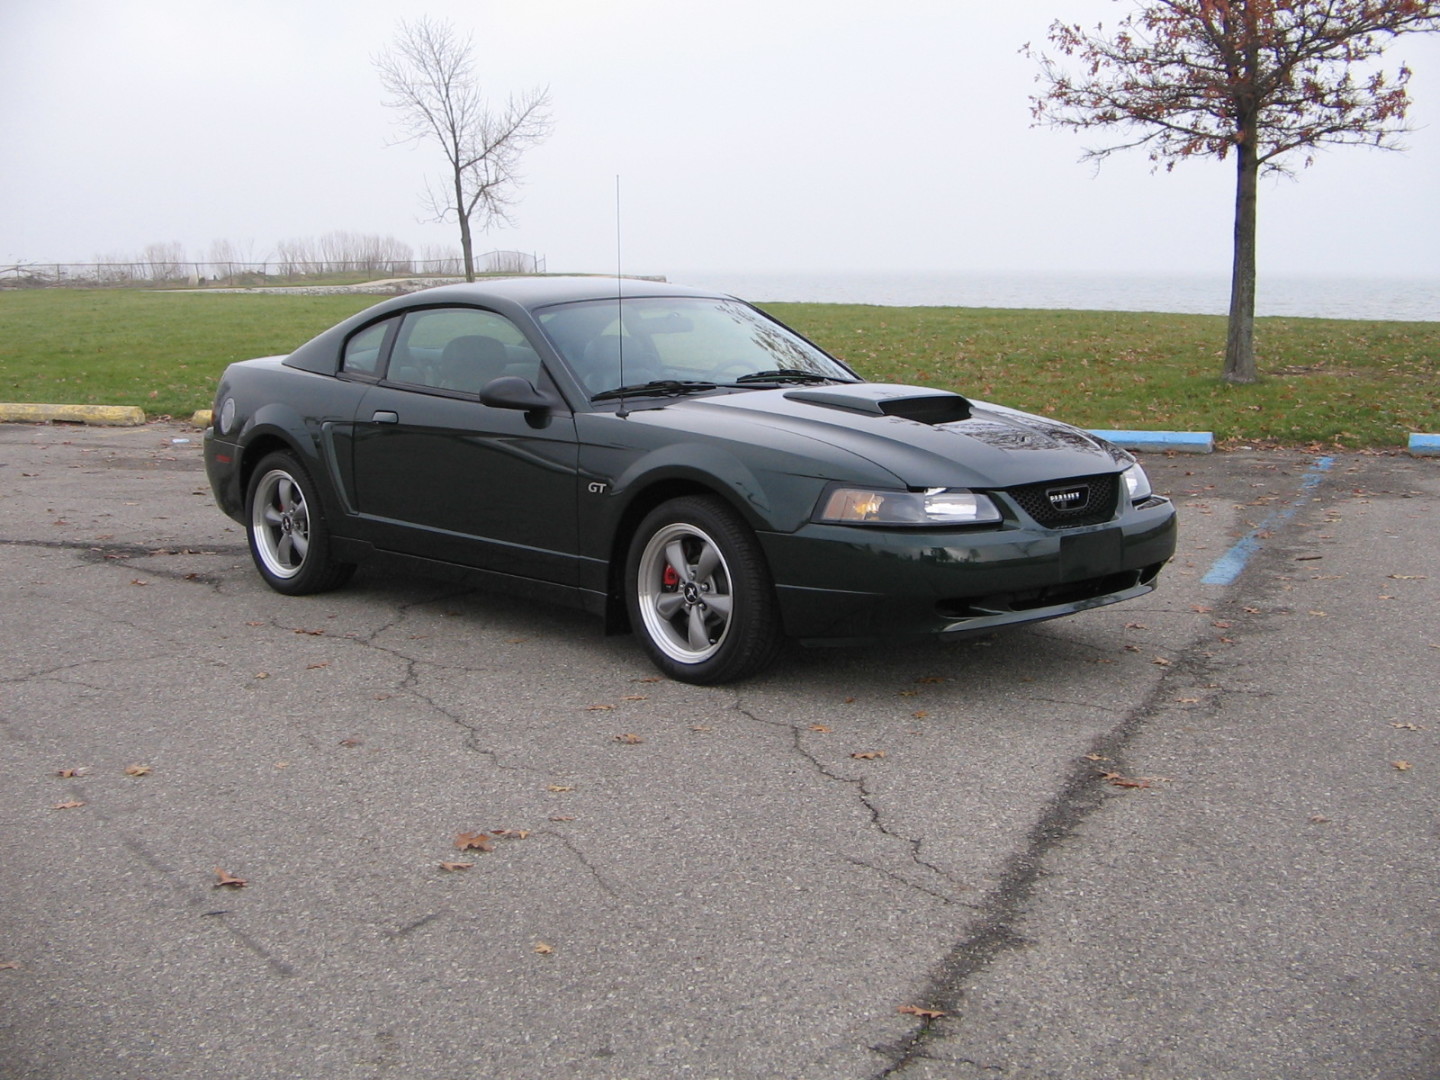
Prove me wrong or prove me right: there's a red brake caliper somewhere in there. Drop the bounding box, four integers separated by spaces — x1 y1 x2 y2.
662 565 681 590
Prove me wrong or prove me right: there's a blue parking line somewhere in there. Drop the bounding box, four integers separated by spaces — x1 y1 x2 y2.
1200 456 1335 586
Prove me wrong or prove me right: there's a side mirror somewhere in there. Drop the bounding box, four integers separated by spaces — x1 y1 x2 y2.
480 375 560 413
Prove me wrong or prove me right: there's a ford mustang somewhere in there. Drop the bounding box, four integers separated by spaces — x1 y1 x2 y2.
204 276 1177 683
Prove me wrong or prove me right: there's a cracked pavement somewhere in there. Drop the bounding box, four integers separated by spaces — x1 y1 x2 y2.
1 422 1435 1079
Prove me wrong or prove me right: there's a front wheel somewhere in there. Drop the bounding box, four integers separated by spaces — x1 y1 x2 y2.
245 451 354 596
625 496 782 684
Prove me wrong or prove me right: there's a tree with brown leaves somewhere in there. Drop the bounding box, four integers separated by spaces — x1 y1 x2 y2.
1029 0 1439 383
375 16 552 282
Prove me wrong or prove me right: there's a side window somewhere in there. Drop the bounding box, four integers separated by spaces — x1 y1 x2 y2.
387 307 542 394
341 318 394 377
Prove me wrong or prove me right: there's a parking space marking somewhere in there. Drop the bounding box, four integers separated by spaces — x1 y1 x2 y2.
1200 455 1335 586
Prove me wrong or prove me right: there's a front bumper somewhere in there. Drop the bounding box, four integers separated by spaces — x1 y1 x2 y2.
760 498 1177 644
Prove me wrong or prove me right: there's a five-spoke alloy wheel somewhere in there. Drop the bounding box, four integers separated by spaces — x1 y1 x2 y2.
245 451 353 595
626 496 781 684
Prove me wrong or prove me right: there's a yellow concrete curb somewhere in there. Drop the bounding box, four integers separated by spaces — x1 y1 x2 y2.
0 403 147 426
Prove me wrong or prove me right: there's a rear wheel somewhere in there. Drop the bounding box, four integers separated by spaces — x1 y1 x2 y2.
245 451 354 595
626 496 782 684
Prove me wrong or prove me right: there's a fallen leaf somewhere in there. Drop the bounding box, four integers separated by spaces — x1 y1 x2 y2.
1190 604 1212 613
1125 622 1149 629
454 831 495 852
0 961 21 971
546 785 574 793
534 942 554 955
613 733 644 744
1309 815 1331 824
549 816 575 822
1084 753 1110 762
897 1005 946 1019
842 696 857 704
1388 574 1426 580
439 862 474 872
810 724 833 733
1152 657 1172 667
338 738 364 748
130 579 148 586
1393 761 1413 772
621 694 648 701
1391 722 1423 731
690 725 713 732
1296 554 1324 561
51 800 86 810
851 751 886 760
213 868 247 888
1177 697 1202 704
491 829 530 840
632 676 662 683
294 628 325 636
1100 772 1152 789
898 689 919 697
586 704 615 712
306 662 330 670
124 764 151 776
254 671 270 679
912 710 929 719
1244 606 1261 614
1308 611 1329 617
915 676 946 684
55 767 87 778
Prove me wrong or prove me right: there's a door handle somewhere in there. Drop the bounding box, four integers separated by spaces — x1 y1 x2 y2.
372 410 399 424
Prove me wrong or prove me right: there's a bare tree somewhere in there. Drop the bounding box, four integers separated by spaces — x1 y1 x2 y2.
375 16 552 282
142 241 187 283
1029 0 1439 383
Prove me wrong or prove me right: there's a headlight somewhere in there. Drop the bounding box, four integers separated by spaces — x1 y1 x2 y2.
1122 464 1152 502
817 486 1002 526
217 397 236 435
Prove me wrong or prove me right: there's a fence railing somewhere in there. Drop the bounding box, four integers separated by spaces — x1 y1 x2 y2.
1 251 546 289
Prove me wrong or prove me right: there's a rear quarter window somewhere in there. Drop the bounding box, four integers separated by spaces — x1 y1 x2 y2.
341 319 394 377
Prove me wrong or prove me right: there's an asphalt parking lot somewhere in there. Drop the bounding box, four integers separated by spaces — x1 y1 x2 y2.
1 421 1436 1080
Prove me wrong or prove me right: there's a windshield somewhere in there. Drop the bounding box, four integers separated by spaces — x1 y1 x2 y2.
535 296 857 398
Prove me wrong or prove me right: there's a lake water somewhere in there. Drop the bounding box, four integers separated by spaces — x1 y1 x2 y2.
673 269 1440 322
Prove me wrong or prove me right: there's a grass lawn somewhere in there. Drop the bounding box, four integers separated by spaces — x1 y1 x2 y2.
1 288 1436 447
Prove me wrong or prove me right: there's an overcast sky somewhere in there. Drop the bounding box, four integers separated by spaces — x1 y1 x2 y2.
3 0 1438 281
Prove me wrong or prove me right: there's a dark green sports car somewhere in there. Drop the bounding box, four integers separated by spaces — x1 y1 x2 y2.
204 276 1176 683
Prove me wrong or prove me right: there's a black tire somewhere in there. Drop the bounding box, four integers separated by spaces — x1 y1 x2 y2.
625 495 783 684
244 451 354 596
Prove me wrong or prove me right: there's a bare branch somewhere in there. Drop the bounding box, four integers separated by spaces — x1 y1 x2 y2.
373 16 552 281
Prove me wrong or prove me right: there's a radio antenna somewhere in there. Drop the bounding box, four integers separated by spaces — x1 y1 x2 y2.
614 175 628 418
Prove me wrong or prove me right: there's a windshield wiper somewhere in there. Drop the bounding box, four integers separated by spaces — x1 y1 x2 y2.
731 369 851 385
591 379 718 402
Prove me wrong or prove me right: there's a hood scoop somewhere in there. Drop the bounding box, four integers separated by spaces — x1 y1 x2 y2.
784 386 972 425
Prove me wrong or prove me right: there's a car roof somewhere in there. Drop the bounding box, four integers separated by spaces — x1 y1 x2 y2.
282 276 741 376
414 275 732 311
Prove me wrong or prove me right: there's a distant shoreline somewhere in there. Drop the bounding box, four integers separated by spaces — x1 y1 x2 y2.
674 269 1440 323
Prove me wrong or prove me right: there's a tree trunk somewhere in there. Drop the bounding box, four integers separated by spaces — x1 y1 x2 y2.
456 170 476 282
1223 136 1260 384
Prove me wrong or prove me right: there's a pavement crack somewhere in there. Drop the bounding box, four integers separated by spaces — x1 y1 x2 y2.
546 831 620 897
734 696 967 903
870 651 1202 1076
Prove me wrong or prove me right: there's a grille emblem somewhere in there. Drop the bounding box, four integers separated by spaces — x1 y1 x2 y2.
1047 485 1088 510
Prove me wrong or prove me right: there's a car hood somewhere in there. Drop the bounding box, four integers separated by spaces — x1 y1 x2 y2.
643 383 1129 489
